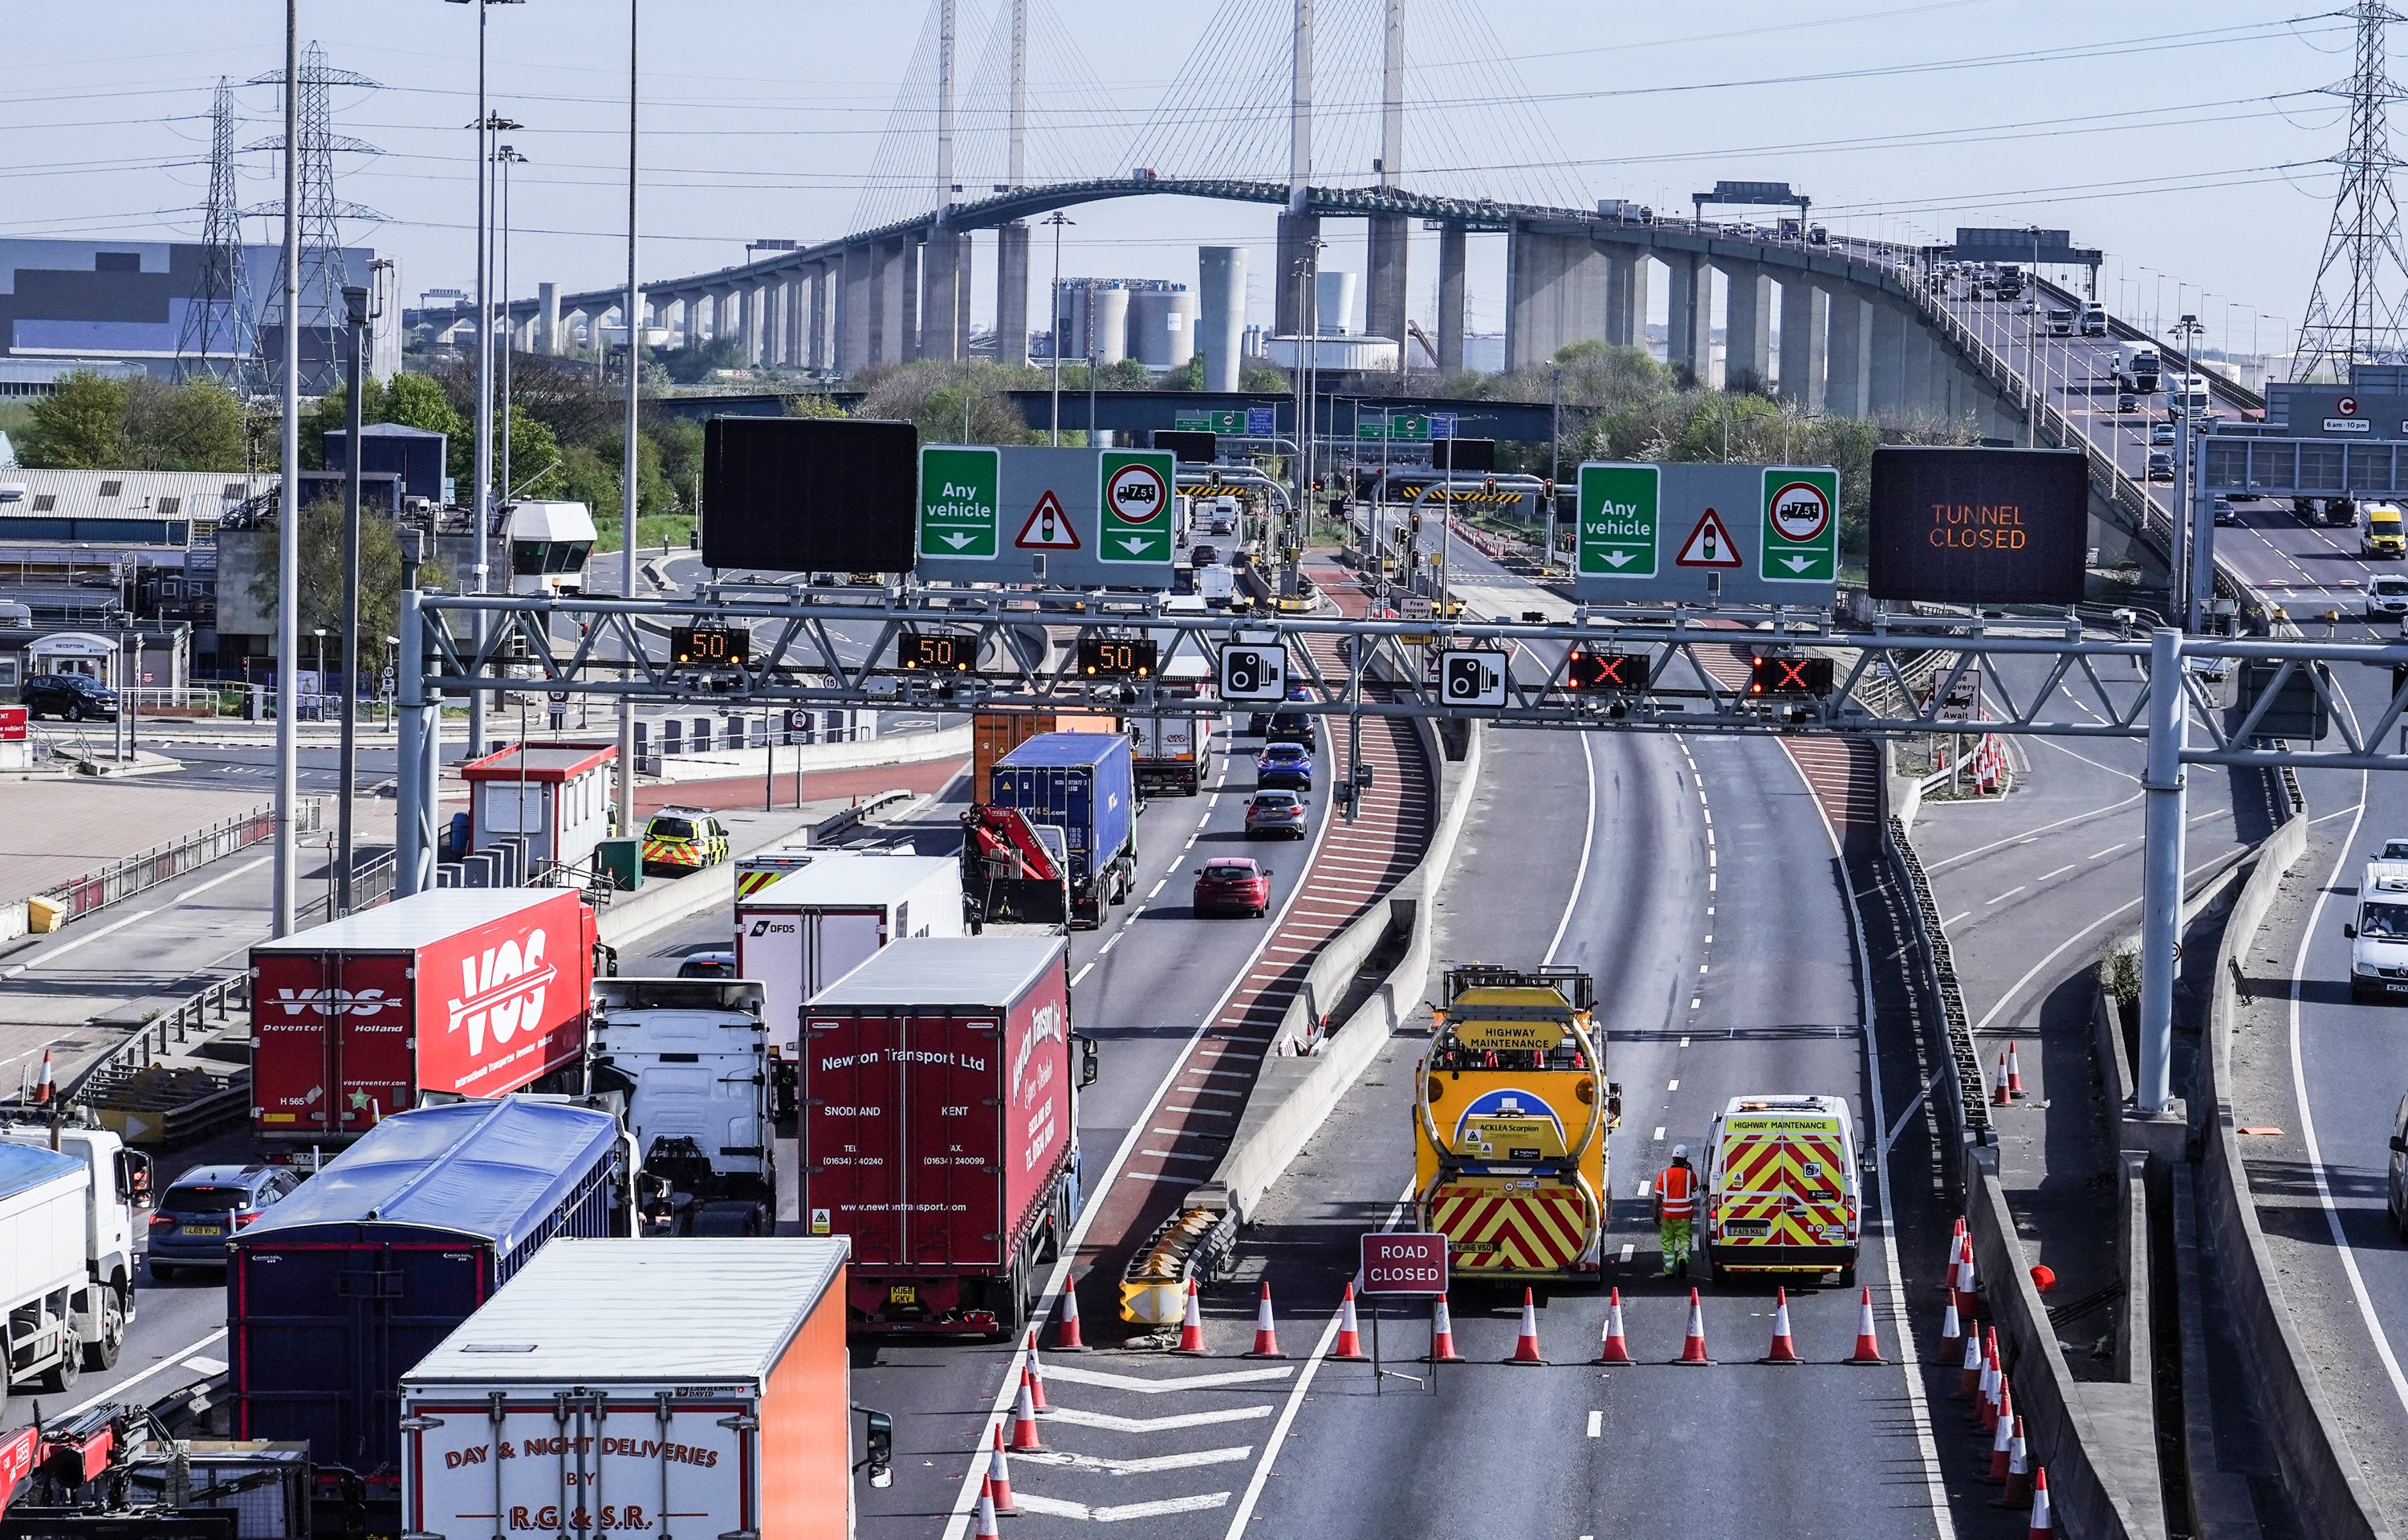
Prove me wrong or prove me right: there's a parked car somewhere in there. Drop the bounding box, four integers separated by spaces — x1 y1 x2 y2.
1192 858 1272 918
1255 742 1314 789
2146 450 2175 482
149 1164 305 1279
19 673 119 722
1245 789 1309 839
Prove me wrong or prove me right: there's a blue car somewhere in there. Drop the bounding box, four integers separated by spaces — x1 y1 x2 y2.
1256 741 1314 790
148 1163 305 1279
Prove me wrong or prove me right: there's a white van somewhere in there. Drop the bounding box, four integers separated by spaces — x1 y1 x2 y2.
2347 860 2408 1002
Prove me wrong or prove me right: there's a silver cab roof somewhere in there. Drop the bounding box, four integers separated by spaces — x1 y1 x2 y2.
807 935 1063 1010
745 850 956 910
2365 859 2408 896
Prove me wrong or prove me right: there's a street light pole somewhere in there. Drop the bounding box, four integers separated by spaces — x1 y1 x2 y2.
338 279 373 915
496 143 527 498
272 0 301 938
1044 211 1072 446
616 0 641 841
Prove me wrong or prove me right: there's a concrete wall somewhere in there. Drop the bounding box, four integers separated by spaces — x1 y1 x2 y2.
1721 263 1771 389
1666 254 1714 381
995 223 1030 368
1504 226 1609 372
1435 225 1466 373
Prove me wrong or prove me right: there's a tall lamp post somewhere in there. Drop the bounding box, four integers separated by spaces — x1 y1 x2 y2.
615 0 641 842
1043 211 1072 445
272 0 301 936
495 142 528 497
337 275 380 915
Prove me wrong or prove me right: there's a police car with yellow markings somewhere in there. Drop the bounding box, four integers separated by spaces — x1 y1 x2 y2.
642 808 730 876
1704 1094 1861 1285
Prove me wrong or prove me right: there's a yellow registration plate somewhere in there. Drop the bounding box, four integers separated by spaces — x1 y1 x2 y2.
888 1285 917 1306
185 1224 222 1236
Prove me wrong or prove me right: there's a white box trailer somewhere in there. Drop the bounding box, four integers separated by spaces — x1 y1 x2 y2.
0 1142 100 1402
401 1237 860 1539
735 852 964 1114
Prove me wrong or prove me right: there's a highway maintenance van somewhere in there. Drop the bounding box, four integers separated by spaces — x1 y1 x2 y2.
1414 966 1621 1280
2365 501 2406 560
2345 860 2408 1001
1704 1094 1861 1285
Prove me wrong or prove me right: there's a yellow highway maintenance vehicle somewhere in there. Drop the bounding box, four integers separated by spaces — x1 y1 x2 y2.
1704 1094 1862 1286
1415 966 1621 1281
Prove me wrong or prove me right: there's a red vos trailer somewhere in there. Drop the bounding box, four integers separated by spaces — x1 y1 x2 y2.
800 936 1096 1336
249 888 598 1143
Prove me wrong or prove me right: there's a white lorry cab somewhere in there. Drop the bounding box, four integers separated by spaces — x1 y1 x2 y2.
588 978 775 1235
1704 1094 1861 1285
2348 861 2408 1002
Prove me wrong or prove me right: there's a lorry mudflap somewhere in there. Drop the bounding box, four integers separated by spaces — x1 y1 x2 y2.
1425 1180 1598 1274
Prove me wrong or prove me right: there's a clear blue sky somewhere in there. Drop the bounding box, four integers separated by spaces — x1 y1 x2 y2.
1 1 2357 358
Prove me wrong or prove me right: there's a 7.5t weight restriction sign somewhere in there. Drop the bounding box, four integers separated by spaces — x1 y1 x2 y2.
1218 643 1287 702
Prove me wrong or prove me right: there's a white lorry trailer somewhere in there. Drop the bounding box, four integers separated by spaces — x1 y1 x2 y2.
0 1122 147 1377
588 978 775 1235
2113 340 2162 393
0 1136 141 1404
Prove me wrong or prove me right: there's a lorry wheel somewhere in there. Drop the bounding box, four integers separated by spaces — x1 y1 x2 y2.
39 1346 79 1395
83 1289 124 1371
1838 1263 1857 1289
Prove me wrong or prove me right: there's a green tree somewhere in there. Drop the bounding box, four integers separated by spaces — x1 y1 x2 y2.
856 361 1032 446
246 495 440 674
780 393 848 419
120 376 248 471
1239 361 1289 393
500 407 567 499
20 371 127 466
1166 352 1205 392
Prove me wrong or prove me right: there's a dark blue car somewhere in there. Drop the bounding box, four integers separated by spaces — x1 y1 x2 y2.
1255 741 1314 790
148 1163 304 1278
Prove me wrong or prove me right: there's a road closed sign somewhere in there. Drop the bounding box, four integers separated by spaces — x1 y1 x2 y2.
1361 1232 1449 1295
1098 450 1175 566
1761 466 1839 584
1866 446 2089 605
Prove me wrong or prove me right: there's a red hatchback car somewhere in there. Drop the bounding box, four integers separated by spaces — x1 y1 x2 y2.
1193 858 1273 918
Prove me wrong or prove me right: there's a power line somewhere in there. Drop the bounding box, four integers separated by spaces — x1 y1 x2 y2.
2296 0 2408 378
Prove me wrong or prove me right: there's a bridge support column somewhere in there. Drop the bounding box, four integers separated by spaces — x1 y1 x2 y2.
538 281 560 356
1902 325 1941 419
1436 223 1466 373
759 283 783 367
995 223 1030 367
780 275 803 367
1866 300 1909 418
838 247 873 376
893 240 922 363
1367 213 1409 368
1825 291 1870 418
1275 212 1322 337
1721 263 1771 392
922 228 970 362
807 267 831 372
741 283 766 365
1504 226 1608 373
1666 254 1714 383
1778 279 1828 412
1605 251 1649 349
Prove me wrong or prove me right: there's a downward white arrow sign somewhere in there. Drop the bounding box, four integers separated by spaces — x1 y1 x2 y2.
1118 536 1154 555
1780 554 1813 572
942 532 978 550
1601 551 1634 568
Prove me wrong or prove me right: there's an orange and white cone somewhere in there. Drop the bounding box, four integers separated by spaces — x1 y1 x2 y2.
1986 1381 2017 1481
1053 1284 1089 1351
1996 1416 2033 1507
1760 1287 1802 1364
1849 1286 1885 1364
2006 1039 2026 1098
1507 1286 1546 1365
1023 1330 1051 1412
1331 1281 1369 1361
1428 1295 1462 1362
984 1426 1016 1514
1007 1376 1043 1453
2025 1466 2054 1538
1979 1331 2003 1432
1174 1277 1207 1355
31 1052 51 1106
1956 1327 1984 1398
1596 1288 1633 1364
973 1486 1003 1539
1993 1048 2012 1106
1934 1296 1965 1362
1674 1288 1714 1365
1245 1281 1284 1359
1954 1236 1979 1319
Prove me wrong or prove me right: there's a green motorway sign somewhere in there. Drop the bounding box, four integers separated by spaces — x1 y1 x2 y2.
1176 410 1248 434
1356 414 1429 441
1576 462 1659 580
1097 450 1176 565
919 445 1000 560
1760 466 1840 583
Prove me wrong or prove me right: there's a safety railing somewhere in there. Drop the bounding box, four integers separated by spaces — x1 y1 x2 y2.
38 799 320 923
1886 813 1993 1147
51 972 247 1110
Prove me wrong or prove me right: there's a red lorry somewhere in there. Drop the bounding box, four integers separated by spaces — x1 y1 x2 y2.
801 935 1096 1335
248 888 599 1143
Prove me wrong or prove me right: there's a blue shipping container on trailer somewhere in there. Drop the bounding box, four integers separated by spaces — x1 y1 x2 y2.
228 1098 624 1490
987 731 1138 922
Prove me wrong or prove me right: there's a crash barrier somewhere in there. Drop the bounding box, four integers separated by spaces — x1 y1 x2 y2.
1885 815 1993 1147
37 798 322 923
1185 708 1483 1228
1117 1206 1239 1326
1963 1148 2165 1540
2191 807 2391 1539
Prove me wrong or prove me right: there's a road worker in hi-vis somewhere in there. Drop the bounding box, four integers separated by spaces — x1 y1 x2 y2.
1656 1145 1698 1276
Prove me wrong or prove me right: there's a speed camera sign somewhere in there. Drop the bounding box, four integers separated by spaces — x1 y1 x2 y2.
1218 643 1287 702
1440 648 1508 709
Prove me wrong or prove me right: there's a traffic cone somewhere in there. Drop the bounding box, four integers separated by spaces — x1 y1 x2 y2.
2026 1466 2054 1538
1996 1417 2033 1508
1331 1281 1368 1361
1596 1288 1633 1364
1245 1281 1284 1359
1053 1284 1089 1351
1507 1287 1546 1365
1007 1376 1043 1453
31 1051 51 1106
2006 1039 2026 1098
1956 1329 1984 1398
1935 1296 1964 1363
982 1426 1016 1515
1023 1330 1051 1412
1674 1288 1713 1365
973 1487 1003 1539
1428 1295 1462 1362
1986 1381 2016 1481
1849 1286 1885 1364
1173 1277 1207 1355
1954 1236 1979 1320
1760 1287 1802 1364
1993 1048 2012 1106
1979 1331 2003 1432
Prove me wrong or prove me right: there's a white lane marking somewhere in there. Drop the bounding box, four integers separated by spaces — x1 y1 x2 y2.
1698 964 1709 974
1043 1363 1295 1394
1015 1492 1233 1522
1148 878 1166 898
1072 963 1096 987
1132 1148 1219 1164
1969 852 2238 1037
1678 1036 1690 1048
2037 865 2077 882
1637 1179 1653 1197
1186 1067 1251 1082
1690 997 1702 1011
1666 1079 1680 1090
2036 735 2144 784
1586 1410 1603 1438
1618 1242 1634 1265
1016 1448 1252 1477
2311 804 2367 825
1049 1404 1274 1434
1098 935 1121 955
1652 1126 1666 1141
1941 911 1971 930
1542 731 1599 966
1926 792 2144 873
57 1327 228 1419
2088 844 2125 859
1986 887 2026 905
1702 934 1713 945
1163 1104 1236 1118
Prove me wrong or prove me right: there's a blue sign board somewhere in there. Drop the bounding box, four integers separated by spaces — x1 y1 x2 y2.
1245 406 1275 437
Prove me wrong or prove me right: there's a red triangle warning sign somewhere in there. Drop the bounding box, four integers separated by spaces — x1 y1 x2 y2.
1674 507 1743 568
1015 491 1081 549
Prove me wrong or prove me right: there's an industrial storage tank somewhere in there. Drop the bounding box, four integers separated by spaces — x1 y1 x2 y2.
1086 284 1131 365
1130 286 1198 368
1198 246 1247 390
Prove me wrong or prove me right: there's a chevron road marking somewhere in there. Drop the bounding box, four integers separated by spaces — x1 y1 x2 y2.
1014 1493 1233 1522
1042 1362 1295 1394
1044 1404 1275 1434
1015 1446 1252 1477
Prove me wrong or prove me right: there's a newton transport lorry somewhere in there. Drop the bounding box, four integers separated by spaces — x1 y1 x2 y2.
800 936 1096 1335
401 1239 865 1540
248 888 599 1143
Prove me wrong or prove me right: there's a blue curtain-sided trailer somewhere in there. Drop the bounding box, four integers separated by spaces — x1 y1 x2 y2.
968 731 1140 929
228 1098 626 1497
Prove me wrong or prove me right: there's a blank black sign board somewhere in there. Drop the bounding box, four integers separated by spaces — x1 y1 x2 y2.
1432 438 1495 474
1152 430 1218 464
1867 446 2089 605
702 416 919 574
